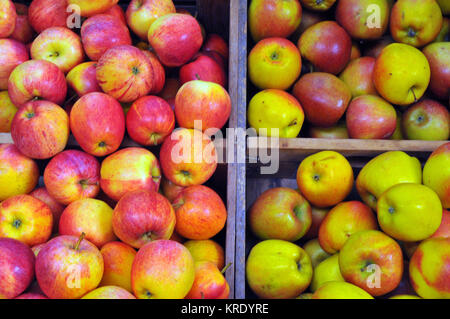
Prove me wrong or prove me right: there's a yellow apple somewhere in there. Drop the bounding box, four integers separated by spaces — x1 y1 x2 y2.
0 91 17 132
310 254 345 292
303 238 331 268
246 239 313 299
356 151 422 210
312 281 374 299
423 142 450 209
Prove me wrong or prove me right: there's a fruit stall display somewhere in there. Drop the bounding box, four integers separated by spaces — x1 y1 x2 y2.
0 0 244 299
234 0 450 299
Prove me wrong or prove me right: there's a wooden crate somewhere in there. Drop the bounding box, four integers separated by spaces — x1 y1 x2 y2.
2 0 244 299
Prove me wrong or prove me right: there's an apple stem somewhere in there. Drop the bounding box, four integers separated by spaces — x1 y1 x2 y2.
410 87 417 102
221 262 232 274
74 232 86 251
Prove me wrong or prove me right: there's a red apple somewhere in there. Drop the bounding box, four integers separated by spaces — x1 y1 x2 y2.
402 99 450 140
140 50 165 94
0 144 39 202
431 209 450 238
0 194 53 246
298 21 352 74
112 190 176 249
44 150 101 205
15 292 48 299
203 33 229 61
126 0 176 40
11 100 69 159
81 14 132 61
8 59 67 107
175 80 231 134
179 54 227 87
422 42 450 100
36 234 104 299
292 72 352 127
148 13 203 67
0 238 35 299
66 62 102 97
346 95 397 139
28 0 69 34
0 39 29 90
67 0 119 17
70 92 125 157
126 95 175 146
100 241 136 292
159 128 218 187
201 50 227 71
103 4 126 26
30 187 66 233
81 286 136 299
0 0 16 38
161 176 185 203
339 57 377 98
185 261 230 299
10 3 34 44
96 45 154 103
172 185 227 240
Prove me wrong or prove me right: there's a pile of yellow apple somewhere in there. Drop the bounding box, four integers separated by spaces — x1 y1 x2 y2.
246 142 450 299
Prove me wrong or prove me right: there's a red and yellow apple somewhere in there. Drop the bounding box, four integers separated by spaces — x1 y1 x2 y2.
30 187 65 233
28 0 69 34
0 0 16 38
0 39 29 90
423 142 450 208
0 91 17 133
339 57 377 98
303 238 331 268
66 62 102 97
309 122 349 139
100 241 136 292
300 0 336 11
160 176 185 203
304 206 329 239
185 261 229 299
183 239 225 270
312 281 374 299
422 42 450 100
67 0 119 17
179 54 227 87
431 209 450 238
82 286 136 299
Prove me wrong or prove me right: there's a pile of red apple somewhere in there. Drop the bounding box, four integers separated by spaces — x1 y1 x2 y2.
247 0 449 141
0 0 232 299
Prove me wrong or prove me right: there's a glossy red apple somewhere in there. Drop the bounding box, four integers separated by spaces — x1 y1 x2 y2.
185 261 230 299
422 42 450 100
28 0 69 34
10 3 34 44
179 54 227 87
203 33 229 61
140 50 165 94
0 39 29 90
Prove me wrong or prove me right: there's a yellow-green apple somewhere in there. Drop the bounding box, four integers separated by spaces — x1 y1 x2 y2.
436 0 450 14
409 237 450 298
303 238 331 268
179 54 227 87
293 72 352 127
66 62 102 97
0 144 39 202
126 0 176 40
131 239 195 299
96 45 155 103
31 27 84 74
336 0 390 40
346 95 397 139
298 21 352 74
139 50 165 95
172 185 227 240
356 151 422 209
0 238 35 299
159 77 181 101
312 281 374 299
249 0 302 42
434 17 449 42
28 0 70 34
249 187 312 242
377 183 443 242
248 89 305 138
339 57 377 98
185 261 229 299
304 206 329 239
148 13 203 67
373 43 431 106
297 151 354 208
300 0 336 11
248 38 301 90
104 4 127 25
100 147 161 201
159 128 218 187
70 92 125 157
203 33 229 61
431 209 450 238
81 14 132 62
311 254 345 292
0 194 53 246
112 190 175 249
402 99 450 140
8 59 67 107
10 3 34 44
309 122 349 139
100 241 136 292
184 239 225 270
422 42 450 100
175 80 231 134
82 286 135 299
59 199 117 248
44 150 101 205
36 234 104 299
423 142 450 208
15 292 48 299
0 91 17 133
161 176 185 203
363 35 394 58
319 201 377 254
126 96 175 146
339 230 404 296
30 187 65 233
67 0 118 17
390 0 443 47
11 100 69 160
0 0 16 38
390 112 405 140
0 39 29 90
246 239 313 299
